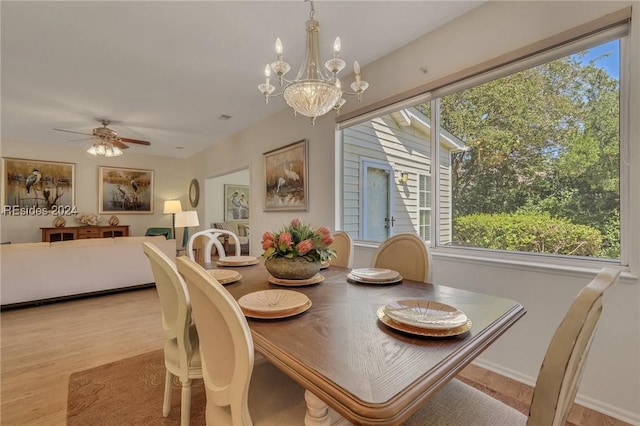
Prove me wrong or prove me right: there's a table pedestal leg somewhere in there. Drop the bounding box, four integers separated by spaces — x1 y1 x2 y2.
304 390 331 426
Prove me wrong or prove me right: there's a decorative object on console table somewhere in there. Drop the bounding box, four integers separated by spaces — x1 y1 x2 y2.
175 210 199 249
223 184 249 221
2 157 75 212
263 139 308 211
53 216 66 227
163 199 182 241
98 166 153 214
262 218 336 280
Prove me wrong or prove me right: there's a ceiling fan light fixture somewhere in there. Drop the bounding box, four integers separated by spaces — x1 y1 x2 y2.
87 145 98 155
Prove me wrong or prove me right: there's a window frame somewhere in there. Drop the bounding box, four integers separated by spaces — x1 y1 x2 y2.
339 21 631 272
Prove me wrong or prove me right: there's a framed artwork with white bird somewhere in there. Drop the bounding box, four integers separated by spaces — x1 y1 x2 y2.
224 184 249 221
98 166 154 214
2 157 75 213
263 139 308 211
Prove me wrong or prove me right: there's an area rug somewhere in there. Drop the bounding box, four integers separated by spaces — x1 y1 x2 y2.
67 350 205 425
68 350 552 426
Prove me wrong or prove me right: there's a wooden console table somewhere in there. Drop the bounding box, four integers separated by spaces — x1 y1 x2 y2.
41 225 129 242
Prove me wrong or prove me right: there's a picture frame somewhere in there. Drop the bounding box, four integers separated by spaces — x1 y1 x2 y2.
263 139 308 211
98 166 154 214
224 184 250 221
1 157 76 213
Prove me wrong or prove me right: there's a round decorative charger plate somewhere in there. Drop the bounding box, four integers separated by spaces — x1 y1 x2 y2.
349 268 400 282
217 256 259 267
376 306 472 338
268 274 325 287
242 300 312 319
206 269 242 285
238 289 310 313
347 273 402 285
383 300 468 330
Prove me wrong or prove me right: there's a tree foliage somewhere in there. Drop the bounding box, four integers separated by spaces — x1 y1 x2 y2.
427 49 620 258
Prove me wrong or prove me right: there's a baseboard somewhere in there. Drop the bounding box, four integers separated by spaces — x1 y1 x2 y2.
472 359 640 426
0 283 155 311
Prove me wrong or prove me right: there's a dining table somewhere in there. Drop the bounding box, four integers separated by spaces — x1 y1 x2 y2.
203 258 526 426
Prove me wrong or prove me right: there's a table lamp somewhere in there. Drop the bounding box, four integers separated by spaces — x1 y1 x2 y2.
163 199 182 240
175 210 199 249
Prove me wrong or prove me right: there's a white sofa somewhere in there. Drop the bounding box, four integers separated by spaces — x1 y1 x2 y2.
0 236 176 307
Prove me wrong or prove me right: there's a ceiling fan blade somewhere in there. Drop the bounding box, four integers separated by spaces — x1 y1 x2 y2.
68 137 93 142
112 140 130 149
119 137 151 146
54 128 93 136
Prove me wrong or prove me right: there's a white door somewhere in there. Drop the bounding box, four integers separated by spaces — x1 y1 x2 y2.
361 159 394 241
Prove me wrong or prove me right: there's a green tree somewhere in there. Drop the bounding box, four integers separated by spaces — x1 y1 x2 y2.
426 49 620 258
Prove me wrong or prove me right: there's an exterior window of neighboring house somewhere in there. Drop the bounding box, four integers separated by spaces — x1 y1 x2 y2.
418 174 431 241
340 22 629 267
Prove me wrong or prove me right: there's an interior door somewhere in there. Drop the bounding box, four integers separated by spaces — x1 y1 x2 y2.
361 160 394 241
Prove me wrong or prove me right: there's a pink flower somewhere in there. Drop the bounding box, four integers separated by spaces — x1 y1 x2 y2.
296 239 314 256
278 231 293 248
291 218 302 228
322 234 334 246
262 231 275 250
317 226 331 237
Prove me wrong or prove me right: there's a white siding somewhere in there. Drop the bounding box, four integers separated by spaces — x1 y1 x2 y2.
343 114 454 242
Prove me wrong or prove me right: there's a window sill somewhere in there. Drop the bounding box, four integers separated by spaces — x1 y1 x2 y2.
432 249 638 284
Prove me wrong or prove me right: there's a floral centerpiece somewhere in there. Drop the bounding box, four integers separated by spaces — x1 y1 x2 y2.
76 212 100 226
262 218 336 280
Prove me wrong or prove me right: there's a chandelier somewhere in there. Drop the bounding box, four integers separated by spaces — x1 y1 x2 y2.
87 137 124 157
258 0 369 124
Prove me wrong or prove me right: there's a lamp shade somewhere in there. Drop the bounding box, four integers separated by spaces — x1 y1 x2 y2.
175 210 199 228
163 199 182 214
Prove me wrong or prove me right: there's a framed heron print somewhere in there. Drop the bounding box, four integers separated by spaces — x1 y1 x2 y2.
98 166 154 214
2 157 75 214
263 139 308 211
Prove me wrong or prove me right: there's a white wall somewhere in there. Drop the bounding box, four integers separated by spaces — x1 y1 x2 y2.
192 2 640 423
0 138 192 243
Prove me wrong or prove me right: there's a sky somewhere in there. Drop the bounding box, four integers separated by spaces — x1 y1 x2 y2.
578 39 619 79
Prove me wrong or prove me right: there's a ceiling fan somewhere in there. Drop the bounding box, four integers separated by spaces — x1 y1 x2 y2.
54 119 151 150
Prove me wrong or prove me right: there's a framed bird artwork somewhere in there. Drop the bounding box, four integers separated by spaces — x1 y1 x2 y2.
98 166 154 214
262 139 308 212
1 158 75 214
224 184 249 221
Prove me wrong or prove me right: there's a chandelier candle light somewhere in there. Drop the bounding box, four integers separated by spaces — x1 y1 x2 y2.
258 0 369 124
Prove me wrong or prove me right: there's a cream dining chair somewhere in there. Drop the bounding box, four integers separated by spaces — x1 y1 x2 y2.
402 267 621 426
175 256 315 426
187 228 242 263
142 242 203 426
329 231 354 268
371 233 432 282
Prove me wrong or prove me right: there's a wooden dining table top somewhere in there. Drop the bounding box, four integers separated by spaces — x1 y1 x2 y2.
204 259 526 425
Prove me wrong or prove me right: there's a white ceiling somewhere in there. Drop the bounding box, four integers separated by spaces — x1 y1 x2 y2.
1 1 481 158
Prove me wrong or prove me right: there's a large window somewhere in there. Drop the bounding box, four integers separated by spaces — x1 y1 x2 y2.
341 26 628 265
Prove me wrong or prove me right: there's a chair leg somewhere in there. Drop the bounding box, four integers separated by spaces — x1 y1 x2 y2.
230 398 252 426
180 379 192 426
163 370 173 417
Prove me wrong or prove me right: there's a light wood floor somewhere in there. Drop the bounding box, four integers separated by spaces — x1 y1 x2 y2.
0 288 630 426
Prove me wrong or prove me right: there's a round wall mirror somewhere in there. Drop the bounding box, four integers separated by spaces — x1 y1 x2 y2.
189 179 200 207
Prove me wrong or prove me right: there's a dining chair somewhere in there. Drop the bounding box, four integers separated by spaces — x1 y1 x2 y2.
175 256 311 425
329 231 354 268
403 267 621 426
142 242 203 426
371 233 432 282
187 228 241 262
